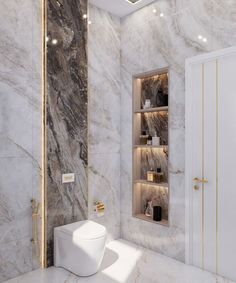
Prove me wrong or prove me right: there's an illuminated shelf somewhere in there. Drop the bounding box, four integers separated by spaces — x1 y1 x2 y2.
134 106 168 114
134 214 169 226
134 145 168 149
134 180 168 188
132 69 169 226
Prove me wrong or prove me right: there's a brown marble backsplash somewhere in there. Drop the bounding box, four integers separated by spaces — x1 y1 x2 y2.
46 0 88 266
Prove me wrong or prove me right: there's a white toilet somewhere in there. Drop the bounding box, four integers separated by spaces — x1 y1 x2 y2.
54 220 107 276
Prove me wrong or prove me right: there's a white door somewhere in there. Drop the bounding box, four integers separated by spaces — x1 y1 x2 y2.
185 46 236 281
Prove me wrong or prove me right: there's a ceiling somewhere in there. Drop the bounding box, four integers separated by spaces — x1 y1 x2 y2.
89 0 156 18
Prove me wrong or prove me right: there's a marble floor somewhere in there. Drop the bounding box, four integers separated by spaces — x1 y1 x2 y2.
4 239 234 283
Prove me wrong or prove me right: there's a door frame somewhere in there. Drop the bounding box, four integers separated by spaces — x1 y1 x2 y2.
185 45 236 265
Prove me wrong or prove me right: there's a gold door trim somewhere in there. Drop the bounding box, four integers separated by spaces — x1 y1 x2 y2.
216 59 219 274
201 63 205 270
200 60 220 273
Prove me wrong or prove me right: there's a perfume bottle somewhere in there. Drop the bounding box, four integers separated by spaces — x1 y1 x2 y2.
152 131 160 146
143 99 151 109
147 168 157 182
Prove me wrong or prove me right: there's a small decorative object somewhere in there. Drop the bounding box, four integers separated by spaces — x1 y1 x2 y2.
153 206 162 221
147 133 152 145
156 87 168 107
140 131 148 145
144 99 151 109
145 200 153 217
156 168 164 183
152 131 160 146
147 169 156 182
93 201 105 217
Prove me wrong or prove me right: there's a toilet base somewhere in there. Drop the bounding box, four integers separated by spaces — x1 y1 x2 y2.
54 221 107 277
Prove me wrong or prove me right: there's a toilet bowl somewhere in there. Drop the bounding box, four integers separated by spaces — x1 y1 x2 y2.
54 220 107 276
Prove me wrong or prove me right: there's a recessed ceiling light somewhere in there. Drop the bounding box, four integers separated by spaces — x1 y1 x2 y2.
153 9 157 13
198 35 207 43
83 14 88 19
160 12 164 17
126 0 142 4
52 39 58 45
88 20 92 25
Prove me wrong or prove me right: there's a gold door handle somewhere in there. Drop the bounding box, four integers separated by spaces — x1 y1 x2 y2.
193 177 208 183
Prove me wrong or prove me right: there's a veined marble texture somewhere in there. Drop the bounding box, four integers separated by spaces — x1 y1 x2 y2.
121 0 236 262
3 240 235 283
88 5 121 240
141 74 168 108
140 148 168 182
0 0 41 282
46 0 88 266
142 112 168 145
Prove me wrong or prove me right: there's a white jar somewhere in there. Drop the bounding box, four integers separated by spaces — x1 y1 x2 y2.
152 135 160 146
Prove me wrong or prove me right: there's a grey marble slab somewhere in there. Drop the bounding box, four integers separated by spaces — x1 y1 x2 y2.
46 0 88 266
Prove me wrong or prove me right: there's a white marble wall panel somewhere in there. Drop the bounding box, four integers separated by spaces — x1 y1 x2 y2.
0 0 41 281
120 0 236 262
88 5 121 241
88 153 120 241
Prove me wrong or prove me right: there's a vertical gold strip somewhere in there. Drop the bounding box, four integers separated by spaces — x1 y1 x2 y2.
41 0 47 268
216 59 219 274
201 63 205 270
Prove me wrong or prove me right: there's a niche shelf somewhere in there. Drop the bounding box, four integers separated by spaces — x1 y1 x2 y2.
134 145 168 149
134 106 168 113
132 69 169 225
134 214 169 226
134 180 168 188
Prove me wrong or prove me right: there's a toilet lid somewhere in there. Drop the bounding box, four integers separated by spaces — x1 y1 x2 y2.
56 220 106 240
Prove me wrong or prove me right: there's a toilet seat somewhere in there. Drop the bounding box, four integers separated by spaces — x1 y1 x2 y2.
57 220 106 240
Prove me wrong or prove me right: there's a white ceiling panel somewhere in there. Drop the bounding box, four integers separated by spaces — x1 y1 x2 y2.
89 0 156 17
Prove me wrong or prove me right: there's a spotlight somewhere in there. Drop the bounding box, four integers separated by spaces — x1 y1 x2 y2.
52 39 58 45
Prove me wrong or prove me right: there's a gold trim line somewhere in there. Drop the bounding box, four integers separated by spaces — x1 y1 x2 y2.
41 0 47 268
201 63 205 270
216 59 219 275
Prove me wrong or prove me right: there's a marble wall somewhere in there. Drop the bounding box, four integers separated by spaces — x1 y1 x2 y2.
0 0 41 281
120 0 236 262
88 5 121 241
46 0 88 266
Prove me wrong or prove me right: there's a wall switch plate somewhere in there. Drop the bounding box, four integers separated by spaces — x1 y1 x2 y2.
62 173 75 184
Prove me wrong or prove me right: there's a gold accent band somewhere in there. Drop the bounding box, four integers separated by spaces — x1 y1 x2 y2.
201 63 205 270
41 0 47 268
216 59 219 274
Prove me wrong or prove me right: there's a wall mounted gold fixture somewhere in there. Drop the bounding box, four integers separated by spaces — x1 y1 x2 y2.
31 198 40 246
193 177 208 183
193 177 208 190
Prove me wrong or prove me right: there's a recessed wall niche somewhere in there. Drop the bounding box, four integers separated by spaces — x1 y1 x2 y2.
133 69 169 226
